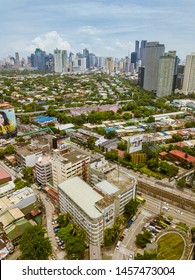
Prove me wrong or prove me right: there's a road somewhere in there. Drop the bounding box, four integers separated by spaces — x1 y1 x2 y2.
31 185 66 260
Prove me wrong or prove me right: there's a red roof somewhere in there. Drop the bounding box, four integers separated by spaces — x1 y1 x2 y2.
174 142 188 147
169 150 195 162
159 151 168 156
0 167 11 181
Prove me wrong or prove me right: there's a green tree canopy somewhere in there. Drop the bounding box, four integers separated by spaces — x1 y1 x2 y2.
19 225 52 260
124 199 139 219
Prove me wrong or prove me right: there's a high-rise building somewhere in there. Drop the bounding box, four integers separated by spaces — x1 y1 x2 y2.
143 42 165 92
35 48 47 71
106 57 114 72
62 50 68 71
182 53 195 94
54 48 62 73
135 40 139 60
15 52 20 67
83 48 90 68
157 51 176 97
140 40 147 66
176 65 185 90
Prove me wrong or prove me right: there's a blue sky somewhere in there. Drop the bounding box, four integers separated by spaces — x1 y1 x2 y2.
1 0 195 60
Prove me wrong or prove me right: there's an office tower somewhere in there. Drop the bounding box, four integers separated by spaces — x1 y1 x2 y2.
176 65 185 90
182 53 195 94
135 40 139 60
106 57 114 72
15 52 20 67
131 52 137 68
54 48 62 73
140 40 147 66
35 48 47 71
62 50 68 71
138 67 145 87
125 56 130 73
83 48 90 68
157 51 176 97
143 42 165 92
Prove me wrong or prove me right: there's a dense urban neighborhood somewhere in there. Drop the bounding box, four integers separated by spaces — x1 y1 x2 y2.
0 68 195 261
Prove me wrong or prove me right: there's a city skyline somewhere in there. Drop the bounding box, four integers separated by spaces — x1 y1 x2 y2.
1 0 195 60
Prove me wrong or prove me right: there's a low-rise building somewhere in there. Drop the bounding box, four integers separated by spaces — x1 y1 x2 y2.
0 187 37 215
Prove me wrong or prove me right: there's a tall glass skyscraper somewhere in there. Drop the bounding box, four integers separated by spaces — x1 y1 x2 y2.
143 42 165 92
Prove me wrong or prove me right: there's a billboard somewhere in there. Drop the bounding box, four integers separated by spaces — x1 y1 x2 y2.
129 135 143 154
0 107 17 138
103 204 115 226
57 137 71 150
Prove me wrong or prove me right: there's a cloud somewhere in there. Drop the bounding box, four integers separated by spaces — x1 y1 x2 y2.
26 31 72 53
79 26 101 35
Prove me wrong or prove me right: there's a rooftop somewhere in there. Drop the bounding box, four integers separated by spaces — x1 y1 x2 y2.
58 176 103 219
52 148 90 165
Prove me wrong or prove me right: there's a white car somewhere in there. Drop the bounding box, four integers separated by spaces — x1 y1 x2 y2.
162 206 169 211
176 210 183 214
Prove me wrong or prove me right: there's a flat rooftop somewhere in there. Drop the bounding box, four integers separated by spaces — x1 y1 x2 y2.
53 148 90 165
106 169 136 192
58 176 103 219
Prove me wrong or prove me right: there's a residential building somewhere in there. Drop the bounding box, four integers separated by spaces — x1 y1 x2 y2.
35 156 52 186
143 42 165 92
182 53 195 94
157 51 176 97
51 147 90 188
16 145 43 168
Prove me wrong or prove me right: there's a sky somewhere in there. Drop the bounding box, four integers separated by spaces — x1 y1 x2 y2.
1 0 195 61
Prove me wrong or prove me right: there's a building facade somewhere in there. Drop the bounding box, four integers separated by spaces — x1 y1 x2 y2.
35 156 52 186
182 53 195 94
157 51 176 97
51 148 90 188
143 42 165 92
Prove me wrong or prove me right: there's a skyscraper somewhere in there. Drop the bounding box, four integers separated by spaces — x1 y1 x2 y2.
135 40 139 60
15 52 20 67
157 51 176 97
182 53 195 94
143 42 165 92
140 40 147 66
54 48 62 73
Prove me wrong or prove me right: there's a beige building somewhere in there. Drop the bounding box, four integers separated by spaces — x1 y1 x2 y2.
182 53 195 94
58 177 104 245
51 148 90 189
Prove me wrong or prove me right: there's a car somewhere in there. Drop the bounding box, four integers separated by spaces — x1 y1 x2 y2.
60 245 65 250
128 253 134 260
176 210 183 214
162 206 169 211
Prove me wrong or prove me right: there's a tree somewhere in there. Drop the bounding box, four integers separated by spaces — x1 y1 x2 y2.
57 213 72 228
14 178 27 190
124 199 139 219
105 150 118 161
134 250 157 260
87 136 96 150
177 178 186 188
19 225 52 260
22 166 33 183
106 130 116 139
135 231 152 248
146 116 155 123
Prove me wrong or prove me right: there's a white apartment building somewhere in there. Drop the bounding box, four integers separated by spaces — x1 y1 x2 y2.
35 156 52 186
51 148 90 189
58 176 104 245
16 146 42 168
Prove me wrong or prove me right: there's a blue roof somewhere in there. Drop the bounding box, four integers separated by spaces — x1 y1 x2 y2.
106 127 117 133
35 116 57 123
